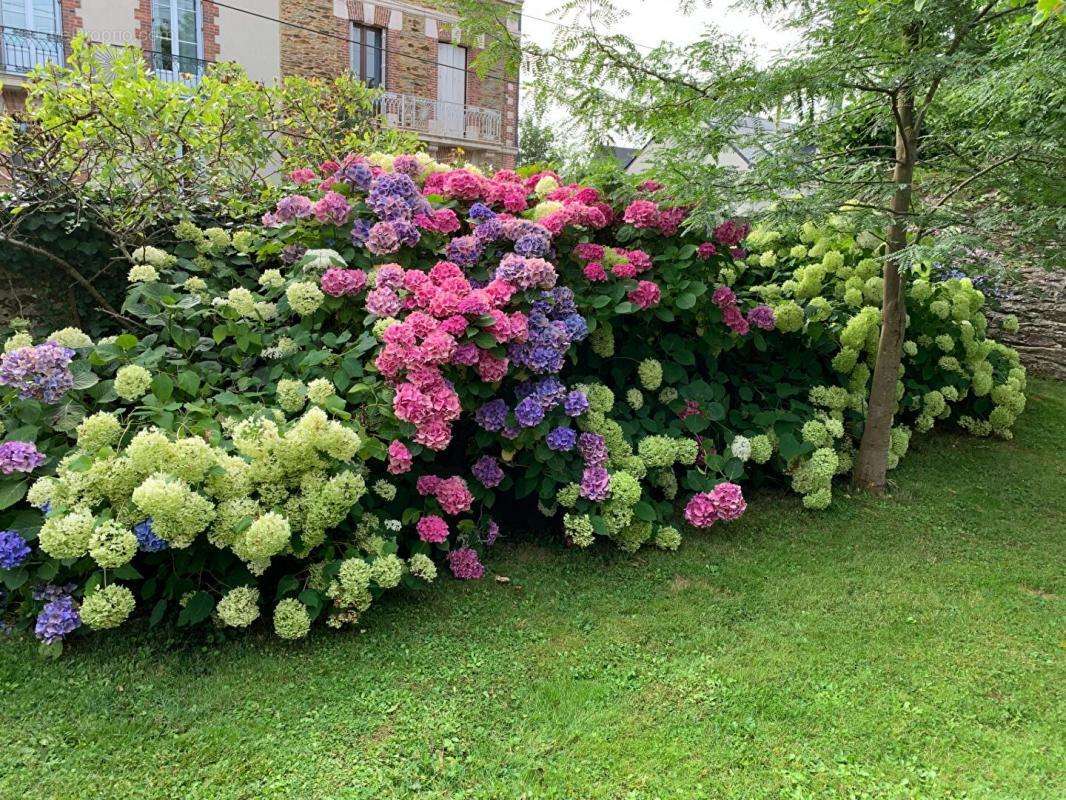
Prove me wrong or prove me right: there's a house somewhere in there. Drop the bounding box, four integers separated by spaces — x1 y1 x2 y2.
622 116 794 174
0 1 520 169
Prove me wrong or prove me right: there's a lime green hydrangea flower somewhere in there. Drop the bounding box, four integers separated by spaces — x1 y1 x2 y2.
128 264 159 283
674 438 699 466
637 359 663 391
88 520 138 568
659 387 678 404
114 364 152 401
307 378 335 405
556 483 579 508
654 525 682 551
38 508 95 559
217 586 260 628
49 327 92 349
638 436 677 469
626 388 644 411
589 324 615 357
273 598 311 639
286 281 325 316
1000 314 1019 333
563 513 595 548
3 331 32 352
774 301 804 332
408 553 437 582
76 412 122 452
276 379 307 413
80 584 135 630
371 554 405 589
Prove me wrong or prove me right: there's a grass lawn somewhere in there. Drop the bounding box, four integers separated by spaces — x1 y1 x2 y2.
1 380 1063 800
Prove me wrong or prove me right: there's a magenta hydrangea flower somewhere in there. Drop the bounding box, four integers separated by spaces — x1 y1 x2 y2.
365 287 402 317
416 514 450 543
684 492 718 528
712 285 737 308
447 547 485 579
387 440 413 474
697 242 717 259
628 281 661 309
622 199 660 229
713 219 750 247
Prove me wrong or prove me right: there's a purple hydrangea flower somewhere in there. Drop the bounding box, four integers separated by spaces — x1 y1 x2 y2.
134 518 168 552
0 342 75 404
578 432 607 467
514 233 551 258
475 399 508 432
275 194 314 222
474 218 503 242
339 160 374 190
579 466 610 501
515 396 546 428
366 222 401 255
446 235 483 266
469 202 496 223
472 455 504 489
447 547 485 580
747 304 776 331
563 390 589 417
0 441 46 475
34 594 80 644
501 425 521 440
485 519 500 545
0 530 31 569
350 219 372 244
546 427 577 452
280 244 307 265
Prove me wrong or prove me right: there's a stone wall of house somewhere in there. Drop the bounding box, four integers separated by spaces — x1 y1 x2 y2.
986 268 1066 380
282 1 519 170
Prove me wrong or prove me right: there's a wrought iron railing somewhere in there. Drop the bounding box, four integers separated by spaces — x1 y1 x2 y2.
378 91 503 144
144 49 212 85
0 26 65 75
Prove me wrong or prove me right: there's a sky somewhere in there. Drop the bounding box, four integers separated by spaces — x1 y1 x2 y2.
517 1 802 145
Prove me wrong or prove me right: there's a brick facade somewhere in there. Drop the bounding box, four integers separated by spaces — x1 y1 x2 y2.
283 1 520 170
59 0 83 37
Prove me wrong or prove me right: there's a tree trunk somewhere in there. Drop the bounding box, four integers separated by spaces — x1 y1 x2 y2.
853 90 916 493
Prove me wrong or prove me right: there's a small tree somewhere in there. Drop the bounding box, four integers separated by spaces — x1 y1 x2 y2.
462 0 1065 492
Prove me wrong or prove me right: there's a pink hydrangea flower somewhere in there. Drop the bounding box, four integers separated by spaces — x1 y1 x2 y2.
573 243 605 262
684 492 718 528
435 476 474 515
417 514 450 543
312 191 352 226
623 199 660 229
290 167 317 185
320 268 367 297
628 280 661 309
711 482 746 521
697 242 717 260
387 440 413 474
612 262 638 279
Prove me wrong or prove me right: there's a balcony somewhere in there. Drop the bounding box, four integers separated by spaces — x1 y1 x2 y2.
0 27 212 87
378 91 503 146
1 26 65 78
144 49 213 86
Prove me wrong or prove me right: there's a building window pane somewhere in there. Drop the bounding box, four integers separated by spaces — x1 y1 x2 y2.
353 24 383 88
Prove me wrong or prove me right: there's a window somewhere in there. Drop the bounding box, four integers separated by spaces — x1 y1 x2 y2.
152 0 203 76
1 0 62 74
352 24 383 88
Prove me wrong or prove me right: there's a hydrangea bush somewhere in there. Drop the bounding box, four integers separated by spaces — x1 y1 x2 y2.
0 153 1025 652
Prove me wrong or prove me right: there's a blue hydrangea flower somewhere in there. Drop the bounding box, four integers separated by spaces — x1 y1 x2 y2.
0 530 31 569
134 518 169 552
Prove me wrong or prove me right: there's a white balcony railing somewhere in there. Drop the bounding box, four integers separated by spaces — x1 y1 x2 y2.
378 91 502 145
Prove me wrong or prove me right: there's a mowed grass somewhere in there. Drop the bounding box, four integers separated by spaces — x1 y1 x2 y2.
1 382 1063 800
